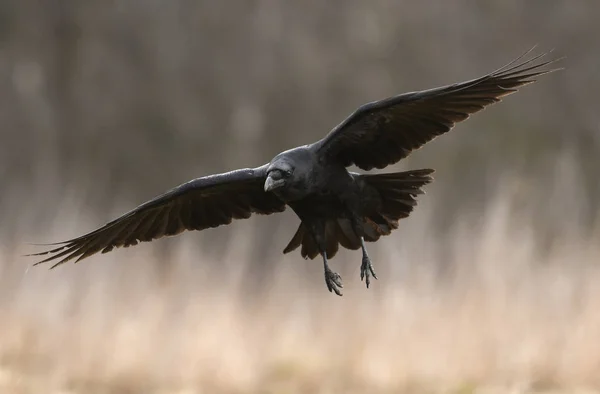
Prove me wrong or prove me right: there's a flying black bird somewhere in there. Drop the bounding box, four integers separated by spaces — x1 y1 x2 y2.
30 49 560 295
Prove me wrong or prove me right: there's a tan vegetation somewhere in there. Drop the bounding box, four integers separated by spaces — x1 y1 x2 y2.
1 0 599 392
3 166 600 393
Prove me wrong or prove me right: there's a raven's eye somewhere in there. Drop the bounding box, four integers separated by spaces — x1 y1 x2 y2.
269 169 283 180
283 170 292 178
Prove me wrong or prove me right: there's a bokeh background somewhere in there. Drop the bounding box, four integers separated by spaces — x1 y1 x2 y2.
1 1 600 393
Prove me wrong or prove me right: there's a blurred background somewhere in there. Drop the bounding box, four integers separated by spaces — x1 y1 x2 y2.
1 1 600 393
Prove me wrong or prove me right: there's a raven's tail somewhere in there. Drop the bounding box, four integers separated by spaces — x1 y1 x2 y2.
282 169 434 259
359 168 435 239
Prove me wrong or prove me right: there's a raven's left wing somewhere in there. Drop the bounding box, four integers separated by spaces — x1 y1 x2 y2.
313 49 561 171
30 166 286 268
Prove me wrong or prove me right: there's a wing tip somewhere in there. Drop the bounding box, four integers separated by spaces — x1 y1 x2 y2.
24 240 72 247
495 48 564 78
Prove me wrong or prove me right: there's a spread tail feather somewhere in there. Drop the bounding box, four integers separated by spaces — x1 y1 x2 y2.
282 168 434 259
282 220 358 260
360 168 434 241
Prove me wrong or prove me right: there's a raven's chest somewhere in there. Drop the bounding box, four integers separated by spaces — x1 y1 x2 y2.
288 185 356 220
289 198 342 221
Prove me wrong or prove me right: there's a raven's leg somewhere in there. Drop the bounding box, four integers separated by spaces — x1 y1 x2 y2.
351 218 378 288
309 221 343 296
322 250 343 296
359 236 377 288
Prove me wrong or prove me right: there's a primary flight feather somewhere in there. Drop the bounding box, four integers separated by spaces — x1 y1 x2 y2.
30 49 561 296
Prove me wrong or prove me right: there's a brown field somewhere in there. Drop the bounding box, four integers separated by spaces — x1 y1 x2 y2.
2 163 600 394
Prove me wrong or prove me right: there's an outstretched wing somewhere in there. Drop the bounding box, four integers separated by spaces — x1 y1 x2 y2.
313 48 562 170
30 166 286 268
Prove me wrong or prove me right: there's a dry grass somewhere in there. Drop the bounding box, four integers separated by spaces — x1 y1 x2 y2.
2 169 600 394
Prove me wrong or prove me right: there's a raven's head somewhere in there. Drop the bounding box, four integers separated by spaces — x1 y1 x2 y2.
264 147 311 201
264 160 294 193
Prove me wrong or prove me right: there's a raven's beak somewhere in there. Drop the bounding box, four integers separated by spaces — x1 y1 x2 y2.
264 175 284 192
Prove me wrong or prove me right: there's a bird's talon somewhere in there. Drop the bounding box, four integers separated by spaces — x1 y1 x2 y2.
360 255 376 289
324 269 343 296
369 264 378 280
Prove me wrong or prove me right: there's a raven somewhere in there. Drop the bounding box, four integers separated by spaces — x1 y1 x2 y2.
30 49 560 295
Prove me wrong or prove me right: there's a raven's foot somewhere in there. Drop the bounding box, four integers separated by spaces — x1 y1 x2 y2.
360 253 378 288
324 266 343 296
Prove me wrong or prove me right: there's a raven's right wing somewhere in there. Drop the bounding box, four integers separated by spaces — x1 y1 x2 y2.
30 166 286 268
312 48 561 171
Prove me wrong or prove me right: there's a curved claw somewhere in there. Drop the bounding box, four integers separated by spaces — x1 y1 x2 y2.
360 255 378 289
325 269 343 296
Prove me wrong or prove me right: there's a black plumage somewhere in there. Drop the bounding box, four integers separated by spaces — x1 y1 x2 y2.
30 49 560 295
